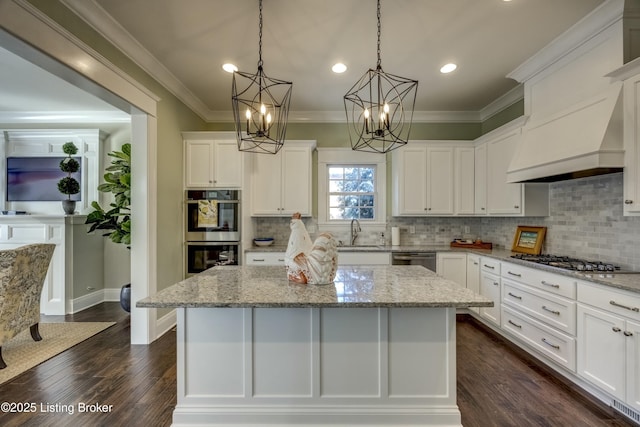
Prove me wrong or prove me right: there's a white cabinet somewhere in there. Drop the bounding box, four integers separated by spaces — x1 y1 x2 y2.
479 258 501 326
577 282 640 410
486 127 522 215
474 143 487 214
250 142 315 216
245 251 286 266
455 147 475 215
183 132 242 188
622 70 640 215
436 252 467 288
474 120 549 216
466 254 481 314
392 141 474 216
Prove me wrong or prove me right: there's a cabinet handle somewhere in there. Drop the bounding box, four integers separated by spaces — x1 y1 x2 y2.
541 305 560 316
277 258 285 262
541 280 560 289
508 292 522 300
541 338 560 350
483 264 495 269
613 327 622 333
625 200 633 204
609 300 640 312
481 207 486 210
473 262 479 265
252 258 265 262
493 282 499 286
624 331 634 337
514 205 520 209
508 320 522 329
508 271 522 277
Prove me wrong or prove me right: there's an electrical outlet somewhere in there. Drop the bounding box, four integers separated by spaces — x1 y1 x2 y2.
409 225 415 234
464 226 470 234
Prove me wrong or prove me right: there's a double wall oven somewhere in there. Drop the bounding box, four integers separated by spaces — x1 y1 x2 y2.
185 189 240 276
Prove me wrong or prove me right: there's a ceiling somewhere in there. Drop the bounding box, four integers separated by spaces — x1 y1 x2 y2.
1 0 608 126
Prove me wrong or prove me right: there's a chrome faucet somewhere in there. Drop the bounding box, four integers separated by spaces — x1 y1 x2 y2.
350 219 361 246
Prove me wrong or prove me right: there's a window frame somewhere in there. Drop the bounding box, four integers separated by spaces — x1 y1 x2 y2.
317 148 387 230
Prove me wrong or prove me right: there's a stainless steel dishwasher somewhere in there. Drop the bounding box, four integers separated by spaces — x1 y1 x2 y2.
391 252 437 272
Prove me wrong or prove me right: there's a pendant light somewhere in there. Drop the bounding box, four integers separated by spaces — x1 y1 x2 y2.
232 0 292 154
344 0 418 153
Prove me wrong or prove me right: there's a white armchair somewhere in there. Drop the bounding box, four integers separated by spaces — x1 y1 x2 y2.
0 243 55 369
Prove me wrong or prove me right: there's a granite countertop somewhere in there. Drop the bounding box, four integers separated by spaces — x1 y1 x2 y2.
137 265 494 309
244 245 640 294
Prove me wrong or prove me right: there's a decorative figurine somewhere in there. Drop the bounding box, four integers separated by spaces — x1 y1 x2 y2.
285 213 338 285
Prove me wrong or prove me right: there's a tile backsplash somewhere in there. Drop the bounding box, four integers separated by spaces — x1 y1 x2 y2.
253 172 640 270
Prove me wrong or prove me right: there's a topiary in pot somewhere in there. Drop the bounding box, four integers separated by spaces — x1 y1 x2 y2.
85 143 131 311
57 141 80 215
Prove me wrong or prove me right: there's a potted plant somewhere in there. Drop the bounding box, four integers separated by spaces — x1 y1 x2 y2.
57 142 80 215
85 143 132 311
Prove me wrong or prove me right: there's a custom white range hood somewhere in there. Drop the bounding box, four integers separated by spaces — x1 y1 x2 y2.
506 0 629 183
507 84 623 183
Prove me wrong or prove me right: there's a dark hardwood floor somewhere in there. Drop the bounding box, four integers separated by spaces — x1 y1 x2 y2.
0 304 635 426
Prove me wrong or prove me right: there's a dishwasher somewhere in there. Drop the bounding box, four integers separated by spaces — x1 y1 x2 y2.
391 252 437 272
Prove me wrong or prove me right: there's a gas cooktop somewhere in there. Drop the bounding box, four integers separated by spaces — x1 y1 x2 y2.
510 253 629 273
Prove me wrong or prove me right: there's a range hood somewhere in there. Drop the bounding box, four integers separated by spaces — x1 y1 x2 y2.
507 84 624 183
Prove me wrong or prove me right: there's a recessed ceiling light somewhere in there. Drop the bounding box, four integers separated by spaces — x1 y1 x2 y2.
222 63 238 73
332 63 347 73
440 63 457 74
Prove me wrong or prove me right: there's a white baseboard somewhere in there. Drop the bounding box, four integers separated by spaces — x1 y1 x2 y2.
156 309 176 338
69 287 120 314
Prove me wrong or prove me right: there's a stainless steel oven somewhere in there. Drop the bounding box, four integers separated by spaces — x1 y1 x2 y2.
186 242 239 275
185 189 241 276
185 189 240 241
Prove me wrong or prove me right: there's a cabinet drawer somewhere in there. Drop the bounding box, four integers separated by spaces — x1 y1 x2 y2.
502 261 576 299
578 281 640 322
502 305 576 371
481 257 501 275
245 252 286 266
503 279 576 335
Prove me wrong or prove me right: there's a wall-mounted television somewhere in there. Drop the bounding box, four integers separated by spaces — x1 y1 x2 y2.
6 157 81 202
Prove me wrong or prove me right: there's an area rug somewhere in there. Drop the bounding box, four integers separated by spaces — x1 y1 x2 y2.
0 322 115 385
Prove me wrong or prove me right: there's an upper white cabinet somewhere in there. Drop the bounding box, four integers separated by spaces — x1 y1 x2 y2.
474 143 487 214
392 141 474 216
616 63 640 215
183 132 242 188
474 120 549 217
250 141 315 216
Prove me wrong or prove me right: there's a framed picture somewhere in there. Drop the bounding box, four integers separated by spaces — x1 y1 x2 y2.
511 226 546 255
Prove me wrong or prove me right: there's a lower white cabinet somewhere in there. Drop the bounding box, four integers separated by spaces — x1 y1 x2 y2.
466 254 480 314
436 252 467 288
479 265 501 326
577 282 640 411
245 251 286 266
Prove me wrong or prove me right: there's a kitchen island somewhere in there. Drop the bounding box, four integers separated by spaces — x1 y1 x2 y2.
137 265 492 427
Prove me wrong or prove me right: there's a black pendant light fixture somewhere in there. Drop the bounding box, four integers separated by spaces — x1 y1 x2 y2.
232 0 292 154
344 0 418 154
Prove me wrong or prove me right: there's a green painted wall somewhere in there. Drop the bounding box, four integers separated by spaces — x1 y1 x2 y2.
481 100 525 134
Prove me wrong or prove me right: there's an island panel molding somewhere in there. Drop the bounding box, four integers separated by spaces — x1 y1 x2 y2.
174 306 459 426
